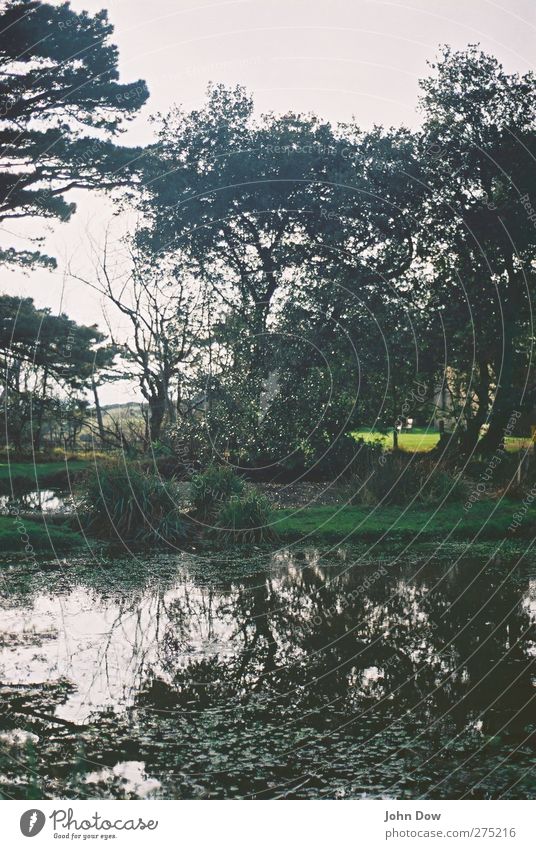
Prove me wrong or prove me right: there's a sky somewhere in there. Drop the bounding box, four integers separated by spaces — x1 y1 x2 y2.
3 0 536 402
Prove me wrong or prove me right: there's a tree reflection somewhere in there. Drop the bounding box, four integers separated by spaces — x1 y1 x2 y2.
1 552 535 798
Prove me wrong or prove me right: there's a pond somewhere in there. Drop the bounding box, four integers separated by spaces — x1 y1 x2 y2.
0 489 72 515
0 548 535 799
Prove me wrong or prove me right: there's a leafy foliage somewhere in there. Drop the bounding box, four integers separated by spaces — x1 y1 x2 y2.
0 0 148 265
419 45 536 453
0 295 116 451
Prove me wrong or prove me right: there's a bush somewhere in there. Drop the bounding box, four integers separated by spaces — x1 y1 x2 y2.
77 458 187 544
190 464 244 517
300 433 363 478
214 488 276 544
143 455 189 480
350 453 468 506
149 439 174 457
466 450 530 489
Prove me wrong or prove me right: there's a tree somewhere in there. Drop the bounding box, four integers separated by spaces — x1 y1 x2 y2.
420 46 536 453
137 86 422 367
71 236 208 443
0 294 116 450
0 0 148 266
134 86 424 465
262 261 439 465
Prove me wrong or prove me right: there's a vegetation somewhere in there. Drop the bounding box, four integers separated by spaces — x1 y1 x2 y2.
190 464 245 518
0 514 82 552
0 0 148 269
2 29 536 468
77 458 187 545
2 2 536 807
214 489 276 544
1 7 535 539
349 452 468 506
353 428 533 453
0 295 119 452
0 460 88 493
274 499 530 544
418 47 536 455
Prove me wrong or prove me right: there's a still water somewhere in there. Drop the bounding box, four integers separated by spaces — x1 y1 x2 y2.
0 489 71 514
0 549 535 799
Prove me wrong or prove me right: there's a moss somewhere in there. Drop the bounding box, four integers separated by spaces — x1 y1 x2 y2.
0 514 84 552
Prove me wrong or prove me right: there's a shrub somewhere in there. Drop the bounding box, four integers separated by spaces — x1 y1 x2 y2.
149 439 174 457
350 453 468 506
77 458 187 544
421 467 469 505
143 455 189 480
301 433 363 478
214 488 277 544
466 450 530 489
190 464 244 517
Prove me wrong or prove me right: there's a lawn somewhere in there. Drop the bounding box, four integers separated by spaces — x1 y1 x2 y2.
353 427 532 453
273 499 528 543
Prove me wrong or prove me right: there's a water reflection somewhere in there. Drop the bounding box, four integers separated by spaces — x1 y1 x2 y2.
0 551 535 799
0 489 70 514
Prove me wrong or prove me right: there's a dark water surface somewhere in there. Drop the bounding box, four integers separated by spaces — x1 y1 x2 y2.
0 548 535 799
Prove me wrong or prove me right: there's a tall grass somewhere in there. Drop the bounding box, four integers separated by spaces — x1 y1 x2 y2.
214 489 277 544
77 458 187 544
190 464 245 517
189 464 276 544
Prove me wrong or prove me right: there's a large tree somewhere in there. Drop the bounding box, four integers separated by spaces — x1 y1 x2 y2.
420 46 536 454
0 294 116 450
71 236 208 443
0 0 148 267
137 86 422 355
135 86 424 461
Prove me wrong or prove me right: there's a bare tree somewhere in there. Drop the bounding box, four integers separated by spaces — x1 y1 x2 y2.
70 231 209 444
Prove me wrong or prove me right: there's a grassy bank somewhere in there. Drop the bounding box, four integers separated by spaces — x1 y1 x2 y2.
0 514 84 552
0 460 88 492
273 499 530 543
0 500 531 553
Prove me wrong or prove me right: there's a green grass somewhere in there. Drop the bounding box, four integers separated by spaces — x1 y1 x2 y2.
353 428 532 453
0 514 84 552
0 460 88 490
273 499 529 543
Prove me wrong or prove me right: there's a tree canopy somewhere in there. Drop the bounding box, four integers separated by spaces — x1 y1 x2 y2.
0 0 149 267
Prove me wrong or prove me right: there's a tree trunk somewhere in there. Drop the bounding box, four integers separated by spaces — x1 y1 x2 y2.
459 359 491 454
475 249 524 457
92 378 106 445
33 367 48 452
149 393 166 442
477 305 516 455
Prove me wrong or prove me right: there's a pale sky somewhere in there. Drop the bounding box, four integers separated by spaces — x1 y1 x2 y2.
3 0 536 402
